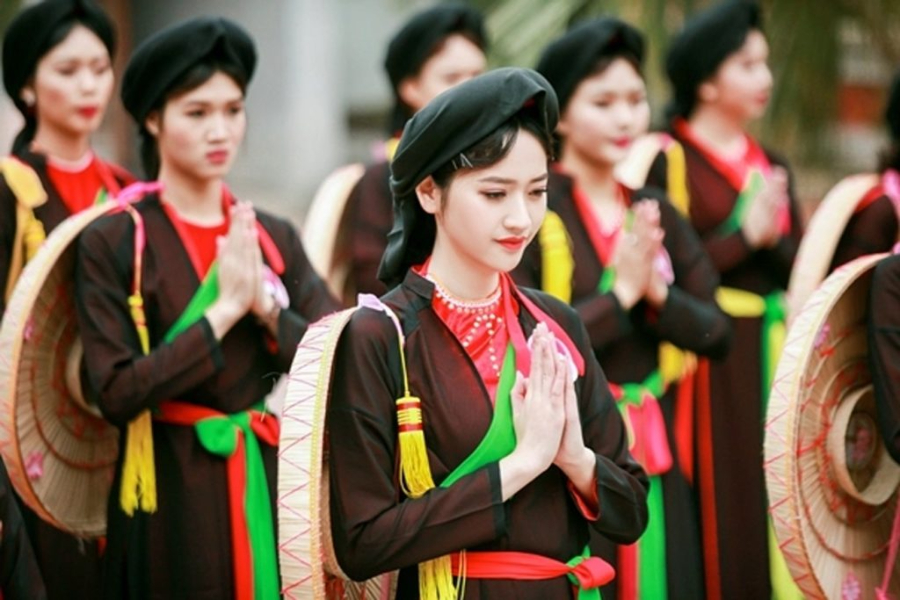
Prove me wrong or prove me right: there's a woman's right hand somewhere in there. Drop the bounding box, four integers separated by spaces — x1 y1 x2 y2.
741 167 788 249
500 323 567 500
206 202 262 339
610 200 661 309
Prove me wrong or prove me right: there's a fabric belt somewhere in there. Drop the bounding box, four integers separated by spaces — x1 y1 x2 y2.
155 400 280 600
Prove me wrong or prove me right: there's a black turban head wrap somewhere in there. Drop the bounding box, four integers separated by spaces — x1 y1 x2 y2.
121 16 256 127
887 69 900 144
383 3 487 135
536 17 645 114
665 0 762 120
2 0 116 154
378 67 558 288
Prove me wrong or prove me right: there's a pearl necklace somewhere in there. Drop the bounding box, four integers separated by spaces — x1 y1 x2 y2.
428 274 504 378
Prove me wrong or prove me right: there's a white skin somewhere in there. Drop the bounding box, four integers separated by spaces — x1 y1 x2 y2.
22 24 114 161
416 130 596 501
144 72 275 340
689 30 787 249
558 57 668 310
398 33 487 113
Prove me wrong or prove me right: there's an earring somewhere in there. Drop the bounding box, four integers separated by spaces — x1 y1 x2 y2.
21 89 36 107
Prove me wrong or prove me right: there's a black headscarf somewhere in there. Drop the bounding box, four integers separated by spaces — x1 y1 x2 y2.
383 3 487 135
665 0 762 119
887 69 900 144
378 67 558 287
2 0 115 154
121 16 256 126
536 18 644 114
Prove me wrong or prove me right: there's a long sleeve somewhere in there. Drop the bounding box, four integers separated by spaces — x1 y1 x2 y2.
0 464 46 600
327 310 507 582
574 291 635 350
75 220 224 426
562 303 650 543
869 255 900 463
272 220 340 370
642 201 732 358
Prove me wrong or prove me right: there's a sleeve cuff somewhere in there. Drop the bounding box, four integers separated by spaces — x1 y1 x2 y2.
567 476 600 521
198 317 225 370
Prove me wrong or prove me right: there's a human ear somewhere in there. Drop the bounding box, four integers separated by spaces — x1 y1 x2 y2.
144 111 161 137
698 81 718 104
416 176 442 215
399 76 425 113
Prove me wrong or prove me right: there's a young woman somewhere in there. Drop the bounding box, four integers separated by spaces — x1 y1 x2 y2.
0 1 131 598
75 17 339 599
326 67 649 599
515 18 731 600
308 3 488 303
644 2 803 598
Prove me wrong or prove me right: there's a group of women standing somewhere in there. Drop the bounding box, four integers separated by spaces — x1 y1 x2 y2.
0 0 898 599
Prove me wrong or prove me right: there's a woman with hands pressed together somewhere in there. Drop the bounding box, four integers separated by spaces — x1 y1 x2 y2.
326 67 648 600
515 18 730 600
75 17 338 599
643 2 803 598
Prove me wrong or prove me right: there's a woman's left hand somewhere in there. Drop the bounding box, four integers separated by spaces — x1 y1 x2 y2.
553 364 594 487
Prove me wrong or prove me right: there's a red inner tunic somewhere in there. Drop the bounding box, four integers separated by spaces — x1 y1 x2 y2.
427 274 510 402
179 220 229 278
46 153 108 214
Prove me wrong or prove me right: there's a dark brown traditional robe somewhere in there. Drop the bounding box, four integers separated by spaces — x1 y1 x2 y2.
870 253 900 463
513 171 731 599
831 190 899 271
646 134 803 600
340 160 393 301
0 147 132 600
75 193 339 600
327 270 649 599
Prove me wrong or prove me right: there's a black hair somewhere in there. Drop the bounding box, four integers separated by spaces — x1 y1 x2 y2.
431 110 554 189
880 143 900 174
13 16 112 154
138 59 248 179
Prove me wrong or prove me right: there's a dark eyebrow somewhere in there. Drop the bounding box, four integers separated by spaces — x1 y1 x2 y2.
477 173 549 184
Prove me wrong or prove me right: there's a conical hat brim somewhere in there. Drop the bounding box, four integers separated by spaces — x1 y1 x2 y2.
278 308 397 599
766 252 900 599
0 202 120 538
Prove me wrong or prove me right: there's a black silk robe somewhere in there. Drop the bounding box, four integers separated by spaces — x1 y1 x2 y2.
75 194 339 599
831 191 899 271
514 171 731 599
870 253 900 463
327 271 650 599
341 160 394 301
0 147 132 600
647 134 803 600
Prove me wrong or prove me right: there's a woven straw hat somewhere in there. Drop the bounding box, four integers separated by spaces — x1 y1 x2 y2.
786 173 880 325
278 308 397 599
766 252 900 599
0 202 120 537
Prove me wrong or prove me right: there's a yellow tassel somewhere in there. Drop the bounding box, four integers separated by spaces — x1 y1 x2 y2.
666 142 690 218
539 210 574 304
120 411 157 515
396 395 435 499
119 293 157 515
418 555 459 600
